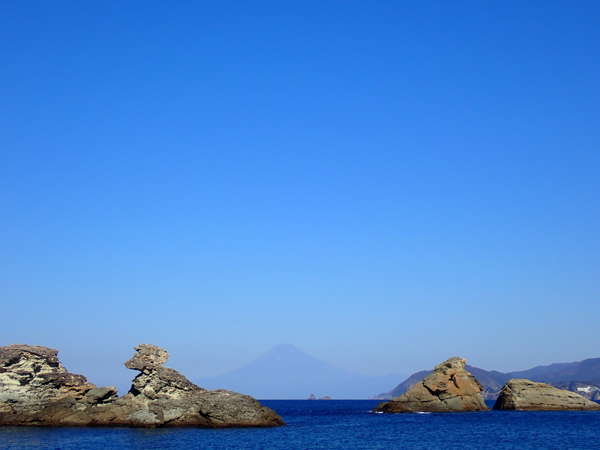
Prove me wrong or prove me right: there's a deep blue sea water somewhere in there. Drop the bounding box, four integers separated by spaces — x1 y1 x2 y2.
2 400 600 450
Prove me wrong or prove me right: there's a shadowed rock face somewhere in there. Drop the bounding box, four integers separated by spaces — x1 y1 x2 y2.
373 357 490 413
494 379 600 411
0 344 284 428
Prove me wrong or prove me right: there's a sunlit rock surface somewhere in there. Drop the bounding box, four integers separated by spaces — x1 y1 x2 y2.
373 357 490 412
0 344 284 427
494 379 600 411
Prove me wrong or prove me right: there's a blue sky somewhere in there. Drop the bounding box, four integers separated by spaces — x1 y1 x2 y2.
1 1 599 390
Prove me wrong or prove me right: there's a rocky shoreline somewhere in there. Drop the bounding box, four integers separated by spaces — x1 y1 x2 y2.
0 344 284 428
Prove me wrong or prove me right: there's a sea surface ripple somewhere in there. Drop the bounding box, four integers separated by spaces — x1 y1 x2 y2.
1 400 600 449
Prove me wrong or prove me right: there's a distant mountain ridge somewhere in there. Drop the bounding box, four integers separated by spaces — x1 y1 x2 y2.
376 358 600 400
197 344 404 399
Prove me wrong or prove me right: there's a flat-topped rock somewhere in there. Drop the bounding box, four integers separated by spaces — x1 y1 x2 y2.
0 344 284 428
494 379 600 411
124 344 169 370
373 357 489 412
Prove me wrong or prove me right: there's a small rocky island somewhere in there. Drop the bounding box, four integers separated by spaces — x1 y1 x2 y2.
0 344 284 427
493 379 600 411
373 357 489 413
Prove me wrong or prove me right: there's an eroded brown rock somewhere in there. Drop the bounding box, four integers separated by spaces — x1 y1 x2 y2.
0 344 284 428
373 357 489 412
493 379 600 411
0 344 96 415
125 344 205 400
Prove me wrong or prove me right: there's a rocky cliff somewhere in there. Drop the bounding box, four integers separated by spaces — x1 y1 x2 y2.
373 357 489 413
0 344 99 415
0 344 284 427
493 379 600 411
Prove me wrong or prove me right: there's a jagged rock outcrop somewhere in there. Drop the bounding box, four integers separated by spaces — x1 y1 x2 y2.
125 344 205 400
0 344 284 427
493 379 600 411
373 357 490 412
0 345 100 414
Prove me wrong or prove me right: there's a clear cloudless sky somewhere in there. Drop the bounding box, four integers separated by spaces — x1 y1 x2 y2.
1 1 599 390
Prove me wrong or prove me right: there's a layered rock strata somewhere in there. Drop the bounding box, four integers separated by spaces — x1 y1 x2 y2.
0 344 284 427
493 379 600 411
373 357 490 412
0 344 101 414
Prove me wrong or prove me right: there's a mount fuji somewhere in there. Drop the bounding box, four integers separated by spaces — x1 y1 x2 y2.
196 344 404 399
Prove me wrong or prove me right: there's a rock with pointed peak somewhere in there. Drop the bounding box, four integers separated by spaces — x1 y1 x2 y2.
494 379 600 411
373 357 490 412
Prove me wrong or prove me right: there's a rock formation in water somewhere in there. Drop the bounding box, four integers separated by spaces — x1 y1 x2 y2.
0 344 284 427
0 344 102 414
493 379 600 411
377 357 600 401
373 357 489 412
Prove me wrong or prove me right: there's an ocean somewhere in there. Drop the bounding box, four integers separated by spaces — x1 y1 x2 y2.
1 400 600 449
